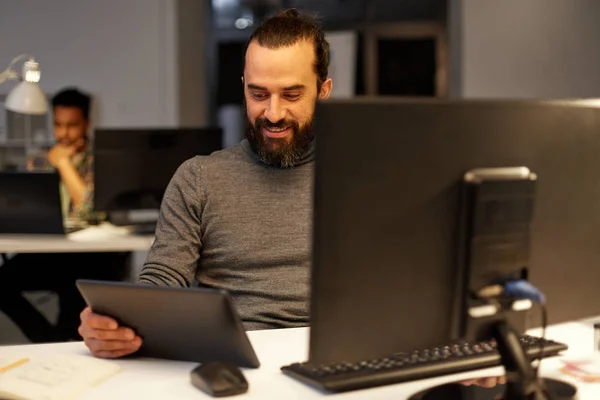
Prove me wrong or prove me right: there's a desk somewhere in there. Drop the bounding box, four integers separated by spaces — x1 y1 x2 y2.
3 318 600 399
0 224 154 253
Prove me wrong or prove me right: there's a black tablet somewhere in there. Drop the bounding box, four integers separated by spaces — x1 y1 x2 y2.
76 280 260 368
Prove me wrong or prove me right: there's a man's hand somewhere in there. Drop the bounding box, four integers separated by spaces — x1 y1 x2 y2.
47 144 76 168
79 307 143 358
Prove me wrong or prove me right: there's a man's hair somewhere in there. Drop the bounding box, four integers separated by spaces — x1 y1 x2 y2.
244 8 330 91
52 88 91 119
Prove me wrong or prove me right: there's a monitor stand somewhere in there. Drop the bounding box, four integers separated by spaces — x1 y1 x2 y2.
408 319 577 400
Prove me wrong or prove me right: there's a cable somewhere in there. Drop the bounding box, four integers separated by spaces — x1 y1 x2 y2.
534 302 548 376
502 279 552 399
539 303 554 400
503 280 545 303
476 279 553 399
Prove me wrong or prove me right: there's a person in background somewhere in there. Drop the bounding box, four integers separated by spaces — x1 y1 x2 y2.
0 88 129 344
27 88 95 222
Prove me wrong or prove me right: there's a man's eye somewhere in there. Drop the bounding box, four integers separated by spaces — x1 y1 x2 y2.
285 93 300 100
251 93 267 100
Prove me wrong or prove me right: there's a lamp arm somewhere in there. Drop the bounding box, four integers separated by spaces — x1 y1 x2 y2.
0 54 35 84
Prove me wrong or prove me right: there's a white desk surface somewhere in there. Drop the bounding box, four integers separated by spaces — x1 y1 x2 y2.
3 318 600 399
0 224 154 253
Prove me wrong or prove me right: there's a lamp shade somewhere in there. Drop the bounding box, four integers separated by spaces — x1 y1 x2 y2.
5 81 48 115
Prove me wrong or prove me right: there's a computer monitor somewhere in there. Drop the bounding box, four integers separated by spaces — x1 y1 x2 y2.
93 127 222 213
0 171 65 234
303 98 600 385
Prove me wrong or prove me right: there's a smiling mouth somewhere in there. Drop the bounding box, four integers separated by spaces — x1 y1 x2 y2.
264 126 291 139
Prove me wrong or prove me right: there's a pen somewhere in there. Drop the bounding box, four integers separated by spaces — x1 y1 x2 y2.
0 357 29 373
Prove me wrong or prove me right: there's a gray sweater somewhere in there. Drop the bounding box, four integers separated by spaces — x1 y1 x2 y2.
138 139 314 330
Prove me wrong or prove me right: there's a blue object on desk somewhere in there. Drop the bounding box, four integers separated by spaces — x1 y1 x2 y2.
503 280 545 304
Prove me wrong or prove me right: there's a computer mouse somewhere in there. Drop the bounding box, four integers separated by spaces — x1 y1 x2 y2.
190 362 249 397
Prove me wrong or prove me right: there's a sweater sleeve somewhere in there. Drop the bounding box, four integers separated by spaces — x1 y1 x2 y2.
137 158 204 286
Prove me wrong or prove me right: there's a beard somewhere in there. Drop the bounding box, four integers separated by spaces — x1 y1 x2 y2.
244 106 315 168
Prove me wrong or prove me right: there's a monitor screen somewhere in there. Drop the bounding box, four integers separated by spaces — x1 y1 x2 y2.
93 127 222 212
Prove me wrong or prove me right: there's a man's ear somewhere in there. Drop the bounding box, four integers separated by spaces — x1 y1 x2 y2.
318 78 333 100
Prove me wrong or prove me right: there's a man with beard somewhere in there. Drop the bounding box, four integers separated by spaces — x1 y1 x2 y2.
78 8 333 359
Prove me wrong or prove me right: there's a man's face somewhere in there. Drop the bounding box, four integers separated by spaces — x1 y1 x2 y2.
53 106 88 151
243 39 332 167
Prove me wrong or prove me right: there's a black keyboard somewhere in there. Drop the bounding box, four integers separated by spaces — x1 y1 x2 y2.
281 335 567 393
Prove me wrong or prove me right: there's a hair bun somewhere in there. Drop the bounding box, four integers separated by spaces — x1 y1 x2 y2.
280 8 300 18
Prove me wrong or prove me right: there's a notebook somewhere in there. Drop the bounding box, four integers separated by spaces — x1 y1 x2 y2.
0 353 121 400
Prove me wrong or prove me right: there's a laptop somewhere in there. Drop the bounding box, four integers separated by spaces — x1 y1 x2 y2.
76 279 261 368
0 171 79 235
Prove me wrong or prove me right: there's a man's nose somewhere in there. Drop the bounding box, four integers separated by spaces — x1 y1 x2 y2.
55 127 67 138
264 97 286 123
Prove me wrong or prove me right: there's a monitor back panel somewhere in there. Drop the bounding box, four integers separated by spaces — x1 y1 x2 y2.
309 98 600 365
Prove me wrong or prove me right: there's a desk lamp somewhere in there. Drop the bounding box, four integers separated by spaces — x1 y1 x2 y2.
0 54 48 115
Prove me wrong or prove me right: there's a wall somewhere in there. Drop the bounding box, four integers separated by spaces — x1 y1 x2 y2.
449 0 600 98
177 0 211 126
0 0 208 127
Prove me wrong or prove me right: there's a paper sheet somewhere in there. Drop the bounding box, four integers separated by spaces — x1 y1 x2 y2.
68 224 132 241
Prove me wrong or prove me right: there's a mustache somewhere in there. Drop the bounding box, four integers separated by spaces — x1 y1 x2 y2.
255 117 298 130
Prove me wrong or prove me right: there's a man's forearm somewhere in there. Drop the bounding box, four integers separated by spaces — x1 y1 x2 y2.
56 159 87 206
137 263 189 287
